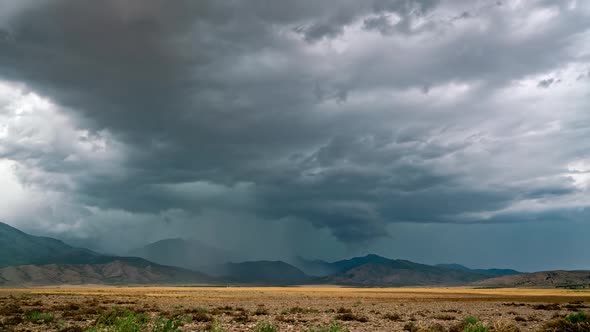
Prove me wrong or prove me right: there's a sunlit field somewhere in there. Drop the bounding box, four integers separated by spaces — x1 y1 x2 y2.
1 286 589 331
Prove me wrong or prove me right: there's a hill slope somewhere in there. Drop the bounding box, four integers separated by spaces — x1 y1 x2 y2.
0 260 211 286
472 270 590 288
436 263 521 277
0 222 102 268
0 222 212 285
320 255 490 286
129 238 234 271
210 261 310 285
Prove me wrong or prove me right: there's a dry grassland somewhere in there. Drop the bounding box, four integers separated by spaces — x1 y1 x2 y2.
1 286 589 331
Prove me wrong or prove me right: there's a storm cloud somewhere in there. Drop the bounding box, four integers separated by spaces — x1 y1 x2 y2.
0 0 589 269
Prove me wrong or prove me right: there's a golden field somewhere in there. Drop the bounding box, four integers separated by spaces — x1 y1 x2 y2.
1 286 589 331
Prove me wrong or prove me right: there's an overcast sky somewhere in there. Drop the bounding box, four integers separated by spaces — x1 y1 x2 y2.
0 0 589 271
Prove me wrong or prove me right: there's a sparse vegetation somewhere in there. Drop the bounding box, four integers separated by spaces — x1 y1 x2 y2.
335 312 368 322
491 320 520 332
336 307 352 314
206 319 229 332
255 305 269 316
565 311 589 324
253 321 278 332
287 306 319 314
152 316 184 332
541 311 590 332
303 322 350 332
192 310 213 322
0 287 587 331
384 312 402 321
404 321 419 332
433 314 456 321
24 310 55 324
533 304 561 311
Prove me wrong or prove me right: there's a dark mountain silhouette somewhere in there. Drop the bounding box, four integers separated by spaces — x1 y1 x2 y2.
128 238 235 271
436 263 522 277
292 254 408 277
0 221 101 268
319 255 490 286
209 260 310 285
289 256 337 277
0 221 211 285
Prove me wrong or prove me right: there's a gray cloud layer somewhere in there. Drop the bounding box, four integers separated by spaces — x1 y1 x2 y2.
0 0 589 268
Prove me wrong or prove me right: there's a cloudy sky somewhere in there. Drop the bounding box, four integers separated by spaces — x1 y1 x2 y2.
0 0 589 271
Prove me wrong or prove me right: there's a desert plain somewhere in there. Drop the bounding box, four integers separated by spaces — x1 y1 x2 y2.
1 286 589 331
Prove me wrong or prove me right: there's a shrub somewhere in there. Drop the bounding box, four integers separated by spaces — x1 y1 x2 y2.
541 312 590 332
255 307 269 316
254 321 278 332
193 311 213 322
87 308 149 332
566 311 589 324
303 322 350 332
404 322 419 332
152 316 184 332
383 312 402 321
533 304 561 311
463 316 479 326
464 321 489 332
24 310 55 324
335 312 368 322
0 303 24 315
492 320 520 332
288 307 319 314
207 319 229 332
336 307 352 314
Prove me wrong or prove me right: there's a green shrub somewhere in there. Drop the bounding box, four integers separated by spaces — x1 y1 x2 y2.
463 316 479 326
24 310 55 324
303 322 350 332
566 311 589 324
254 321 278 332
207 319 228 332
541 310 590 332
152 316 184 332
464 321 489 332
87 308 149 332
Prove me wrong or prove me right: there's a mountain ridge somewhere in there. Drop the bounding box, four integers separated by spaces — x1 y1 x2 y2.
0 221 212 286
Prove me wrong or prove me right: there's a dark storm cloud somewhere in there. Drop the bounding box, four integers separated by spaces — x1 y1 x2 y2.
0 0 589 253
537 78 555 88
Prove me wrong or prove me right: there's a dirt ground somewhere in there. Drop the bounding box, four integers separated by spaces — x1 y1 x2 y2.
0 286 589 331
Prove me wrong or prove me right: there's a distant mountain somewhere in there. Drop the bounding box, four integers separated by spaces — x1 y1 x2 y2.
0 221 212 285
320 254 490 286
292 254 407 277
128 238 235 271
330 254 395 273
472 270 590 288
210 261 310 285
0 221 102 268
436 263 522 277
289 257 337 277
0 260 211 286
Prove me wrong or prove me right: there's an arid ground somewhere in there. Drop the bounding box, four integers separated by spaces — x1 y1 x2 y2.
1 286 589 331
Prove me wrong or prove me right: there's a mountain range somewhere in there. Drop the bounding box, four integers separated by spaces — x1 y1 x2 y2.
0 222 210 286
1 221 589 288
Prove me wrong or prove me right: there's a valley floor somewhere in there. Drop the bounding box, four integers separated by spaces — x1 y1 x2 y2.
1 286 589 331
